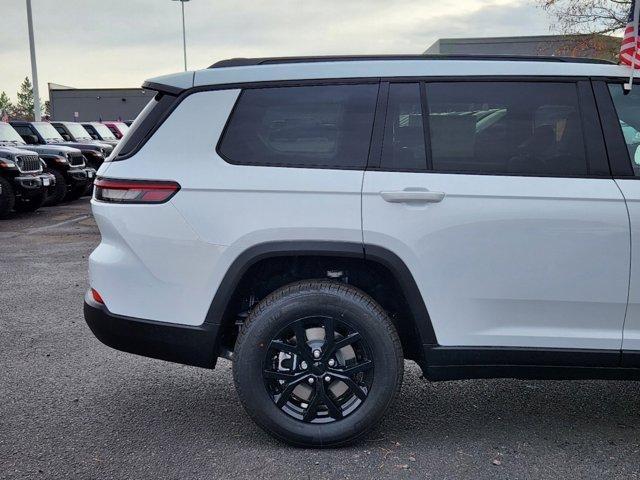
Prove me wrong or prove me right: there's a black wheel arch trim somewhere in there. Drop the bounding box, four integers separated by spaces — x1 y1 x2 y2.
203 241 439 352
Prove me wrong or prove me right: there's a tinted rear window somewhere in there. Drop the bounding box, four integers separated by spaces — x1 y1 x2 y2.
425 82 588 176
112 93 177 160
218 84 379 169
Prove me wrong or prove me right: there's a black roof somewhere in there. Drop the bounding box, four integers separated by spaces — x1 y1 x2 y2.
209 54 615 69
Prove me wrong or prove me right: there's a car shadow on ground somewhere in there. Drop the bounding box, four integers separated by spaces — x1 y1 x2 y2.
90 360 640 449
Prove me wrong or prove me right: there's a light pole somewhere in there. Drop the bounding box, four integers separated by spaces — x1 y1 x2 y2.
26 0 41 121
172 0 190 71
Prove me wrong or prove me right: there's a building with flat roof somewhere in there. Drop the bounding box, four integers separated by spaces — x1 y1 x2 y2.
425 34 619 62
48 83 153 122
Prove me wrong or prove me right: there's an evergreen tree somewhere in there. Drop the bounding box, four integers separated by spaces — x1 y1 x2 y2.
14 77 42 120
0 91 13 119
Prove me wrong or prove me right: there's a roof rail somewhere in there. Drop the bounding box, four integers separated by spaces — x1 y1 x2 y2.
209 54 615 69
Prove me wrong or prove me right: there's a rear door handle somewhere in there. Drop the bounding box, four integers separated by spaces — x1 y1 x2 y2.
379 190 445 204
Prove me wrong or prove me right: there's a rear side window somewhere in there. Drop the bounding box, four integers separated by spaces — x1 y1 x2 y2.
112 93 177 161
425 82 588 176
219 84 379 169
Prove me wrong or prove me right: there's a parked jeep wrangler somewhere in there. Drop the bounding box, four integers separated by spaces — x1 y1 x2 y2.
11 120 111 171
51 122 116 162
85 55 640 447
1 122 93 204
80 122 119 147
102 121 129 139
0 146 53 216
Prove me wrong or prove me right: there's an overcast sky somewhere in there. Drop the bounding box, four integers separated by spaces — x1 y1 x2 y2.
1 0 554 101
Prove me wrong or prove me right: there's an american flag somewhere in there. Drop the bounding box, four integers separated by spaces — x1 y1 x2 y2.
621 0 640 67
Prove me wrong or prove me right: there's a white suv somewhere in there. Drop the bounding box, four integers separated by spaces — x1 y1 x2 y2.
85 55 640 447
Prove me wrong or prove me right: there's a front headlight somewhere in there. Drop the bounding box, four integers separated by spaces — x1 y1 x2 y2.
53 156 68 164
0 159 16 168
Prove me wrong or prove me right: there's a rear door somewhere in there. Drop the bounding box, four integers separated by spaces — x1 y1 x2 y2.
596 80 640 359
362 79 629 350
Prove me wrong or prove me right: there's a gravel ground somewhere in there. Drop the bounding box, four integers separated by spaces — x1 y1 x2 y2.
1 198 640 479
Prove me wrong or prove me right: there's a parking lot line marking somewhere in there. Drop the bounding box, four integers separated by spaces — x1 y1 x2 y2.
25 214 91 234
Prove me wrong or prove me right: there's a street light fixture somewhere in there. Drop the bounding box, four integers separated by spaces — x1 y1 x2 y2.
172 0 190 71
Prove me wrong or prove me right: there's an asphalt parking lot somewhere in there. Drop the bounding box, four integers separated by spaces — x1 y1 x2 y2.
1 199 640 479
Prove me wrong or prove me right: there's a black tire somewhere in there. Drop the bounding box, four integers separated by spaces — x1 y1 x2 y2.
14 192 46 213
65 183 87 201
233 280 404 447
44 169 67 206
0 177 15 218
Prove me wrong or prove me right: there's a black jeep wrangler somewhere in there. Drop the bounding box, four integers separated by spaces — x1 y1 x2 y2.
0 147 55 217
6 121 96 204
10 120 109 171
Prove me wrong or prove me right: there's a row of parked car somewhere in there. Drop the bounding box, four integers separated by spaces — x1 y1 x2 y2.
0 120 130 217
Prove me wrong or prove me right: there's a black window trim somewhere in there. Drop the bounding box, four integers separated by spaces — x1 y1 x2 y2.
216 79 381 171
368 81 430 172
114 74 617 179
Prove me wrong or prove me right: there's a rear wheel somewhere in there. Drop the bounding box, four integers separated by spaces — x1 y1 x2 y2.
65 183 87 201
0 177 15 218
233 280 404 447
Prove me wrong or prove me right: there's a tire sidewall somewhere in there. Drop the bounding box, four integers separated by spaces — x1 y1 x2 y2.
45 169 67 206
233 283 403 447
0 177 15 217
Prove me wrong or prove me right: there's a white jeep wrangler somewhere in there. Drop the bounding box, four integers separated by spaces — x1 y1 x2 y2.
85 55 640 447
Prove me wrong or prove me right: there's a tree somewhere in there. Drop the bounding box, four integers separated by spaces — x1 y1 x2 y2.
0 91 12 118
13 76 43 120
536 0 629 61
538 0 630 35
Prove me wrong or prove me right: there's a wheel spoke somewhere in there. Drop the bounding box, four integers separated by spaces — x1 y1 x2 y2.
322 316 335 354
334 375 367 401
275 375 307 408
302 384 320 422
331 359 373 376
263 369 303 382
291 321 314 362
332 332 361 352
320 384 343 420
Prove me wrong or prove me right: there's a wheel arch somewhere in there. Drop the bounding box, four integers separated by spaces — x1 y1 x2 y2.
206 241 437 362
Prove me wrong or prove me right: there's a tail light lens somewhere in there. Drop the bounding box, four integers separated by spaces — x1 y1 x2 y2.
94 177 180 204
91 288 105 304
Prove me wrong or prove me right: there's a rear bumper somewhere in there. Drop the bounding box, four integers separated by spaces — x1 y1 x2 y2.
83 291 219 368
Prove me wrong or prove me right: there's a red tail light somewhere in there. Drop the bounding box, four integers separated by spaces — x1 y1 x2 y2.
94 178 180 204
91 288 105 304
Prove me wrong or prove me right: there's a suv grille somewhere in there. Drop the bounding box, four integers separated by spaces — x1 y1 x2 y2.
68 153 85 167
16 155 41 173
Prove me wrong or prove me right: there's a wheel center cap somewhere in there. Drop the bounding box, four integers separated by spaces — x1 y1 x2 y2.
311 362 324 375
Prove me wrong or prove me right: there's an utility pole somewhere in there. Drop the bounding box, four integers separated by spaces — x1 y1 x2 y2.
26 0 41 121
172 0 190 71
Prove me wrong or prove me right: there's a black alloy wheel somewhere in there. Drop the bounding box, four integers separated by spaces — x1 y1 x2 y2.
233 280 403 447
263 315 374 423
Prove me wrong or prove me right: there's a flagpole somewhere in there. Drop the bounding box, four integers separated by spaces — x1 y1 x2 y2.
625 0 640 91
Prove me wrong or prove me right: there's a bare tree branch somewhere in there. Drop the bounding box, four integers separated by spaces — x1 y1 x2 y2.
537 0 630 34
